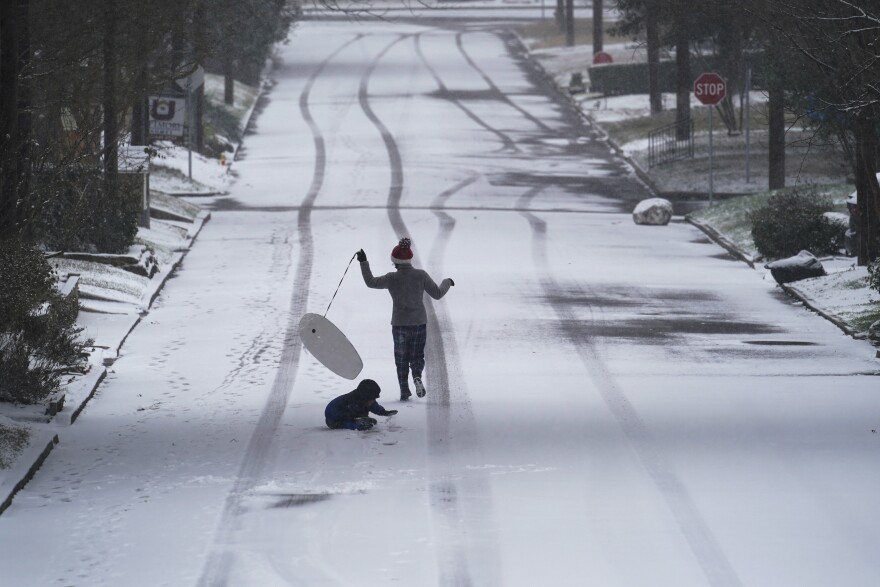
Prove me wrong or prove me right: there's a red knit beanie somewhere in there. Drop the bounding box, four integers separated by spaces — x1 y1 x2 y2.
390 237 413 265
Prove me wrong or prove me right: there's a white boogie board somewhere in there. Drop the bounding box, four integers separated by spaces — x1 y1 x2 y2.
298 313 363 380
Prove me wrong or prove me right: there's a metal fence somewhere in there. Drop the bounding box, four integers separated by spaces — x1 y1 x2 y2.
648 120 694 168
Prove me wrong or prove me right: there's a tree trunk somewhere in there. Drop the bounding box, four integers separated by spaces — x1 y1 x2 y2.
766 25 786 190
853 115 880 264
592 0 603 56
103 0 117 198
675 29 690 141
564 0 574 48
131 68 148 145
767 82 785 190
0 0 19 236
1 0 30 238
555 0 564 32
646 1 661 114
14 0 29 236
131 97 147 145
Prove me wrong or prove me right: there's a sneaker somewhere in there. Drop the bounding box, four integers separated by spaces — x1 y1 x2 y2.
400 389 412 401
414 377 426 398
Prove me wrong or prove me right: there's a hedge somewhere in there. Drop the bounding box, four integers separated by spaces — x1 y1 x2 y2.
588 55 766 96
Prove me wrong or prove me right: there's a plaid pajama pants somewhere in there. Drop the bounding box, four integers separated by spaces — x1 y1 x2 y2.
392 324 427 391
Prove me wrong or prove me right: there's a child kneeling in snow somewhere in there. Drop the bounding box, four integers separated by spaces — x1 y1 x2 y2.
325 379 398 431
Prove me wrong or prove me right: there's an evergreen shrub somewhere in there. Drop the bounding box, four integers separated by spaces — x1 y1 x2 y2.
868 260 880 295
29 166 140 254
749 187 844 260
0 240 91 404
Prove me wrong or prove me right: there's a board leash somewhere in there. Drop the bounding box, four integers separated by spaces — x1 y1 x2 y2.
324 253 357 318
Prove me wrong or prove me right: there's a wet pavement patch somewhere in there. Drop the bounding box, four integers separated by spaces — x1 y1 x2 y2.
428 88 501 102
543 286 721 309
558 317 780 341
689 235 714 245
545 284 783 344
207 197 300 213
268 493 332 509
744 340 817 346
710 252 739 262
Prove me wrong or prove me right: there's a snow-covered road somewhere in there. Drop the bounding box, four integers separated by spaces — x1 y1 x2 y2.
2 18 879 587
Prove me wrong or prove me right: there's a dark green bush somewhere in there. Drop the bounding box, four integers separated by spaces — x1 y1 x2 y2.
749 187 844 260
588 53 767 96
204 100 244 144
28 166 140 254
589 60 680 96
868 261 880 295
0 240 92 404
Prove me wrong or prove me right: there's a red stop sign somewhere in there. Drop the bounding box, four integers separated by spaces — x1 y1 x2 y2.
694 72 727 105
593 51 612 65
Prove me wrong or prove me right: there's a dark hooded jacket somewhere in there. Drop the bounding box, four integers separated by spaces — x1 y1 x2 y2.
325 379 392 430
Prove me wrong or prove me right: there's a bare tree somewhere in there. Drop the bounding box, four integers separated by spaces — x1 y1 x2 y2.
766 0 880 263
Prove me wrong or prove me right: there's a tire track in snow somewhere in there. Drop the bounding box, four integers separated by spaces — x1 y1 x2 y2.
414 32 519 153
427 173 504 587
455 31 553 134
196 35 362 587
358 34 409 210
517 189 744 587
359 34 501 587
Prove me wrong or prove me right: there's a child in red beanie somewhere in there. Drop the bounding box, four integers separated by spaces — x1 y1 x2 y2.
356 238 454 400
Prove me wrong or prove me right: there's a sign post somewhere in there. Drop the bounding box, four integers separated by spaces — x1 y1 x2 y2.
693 72 727 205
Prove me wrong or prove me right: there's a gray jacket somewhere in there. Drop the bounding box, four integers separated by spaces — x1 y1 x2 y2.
360 261 452 326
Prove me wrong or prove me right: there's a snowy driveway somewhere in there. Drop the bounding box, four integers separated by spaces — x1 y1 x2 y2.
3 18 880 587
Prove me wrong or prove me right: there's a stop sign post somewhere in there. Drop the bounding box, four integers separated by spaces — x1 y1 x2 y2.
694 72 727 204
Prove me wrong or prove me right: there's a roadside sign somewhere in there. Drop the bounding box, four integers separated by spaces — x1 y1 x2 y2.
694 72 726 105
692 73 727 205
148 96 186 138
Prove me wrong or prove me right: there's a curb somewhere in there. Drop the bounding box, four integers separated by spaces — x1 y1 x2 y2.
781 282 865 339
66 367 109 425
0 431 58 516
686 216 757 268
